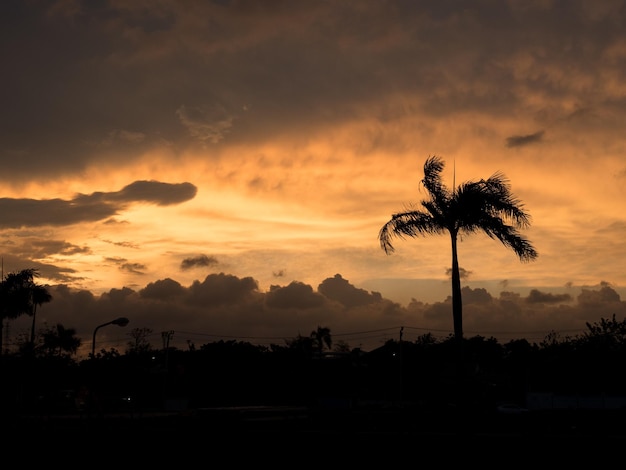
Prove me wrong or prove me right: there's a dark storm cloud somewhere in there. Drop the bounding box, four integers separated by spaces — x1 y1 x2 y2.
3 1 624 178
0 181 197 229
187 273 259 307
140 278 186 300
318 273 382 308
110 181 197 206
181 255 219 271
578 283 621 305
506 131 545 148
458 287 492 305
0 197 116 228
439 286 492 307
414 284 625 343
100 287 136 304
526 289 572 304
265 281 326 309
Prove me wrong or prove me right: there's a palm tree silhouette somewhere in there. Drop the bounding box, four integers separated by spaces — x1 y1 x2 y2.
0 268 39 354
29 282 53 346
41 323 81 357
379 155 538 343
311 326 332 355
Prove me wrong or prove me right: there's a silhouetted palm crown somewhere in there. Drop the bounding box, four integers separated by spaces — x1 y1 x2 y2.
379 155 537 341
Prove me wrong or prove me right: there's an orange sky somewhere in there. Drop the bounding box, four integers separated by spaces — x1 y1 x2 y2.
2 1 626 357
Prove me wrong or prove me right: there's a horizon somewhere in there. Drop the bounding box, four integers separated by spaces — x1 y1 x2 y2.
7 272 625 360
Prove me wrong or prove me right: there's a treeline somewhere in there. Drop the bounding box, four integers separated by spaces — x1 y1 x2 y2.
2 315 626 418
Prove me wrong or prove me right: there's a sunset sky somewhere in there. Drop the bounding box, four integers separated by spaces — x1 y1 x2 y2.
2 0 626 358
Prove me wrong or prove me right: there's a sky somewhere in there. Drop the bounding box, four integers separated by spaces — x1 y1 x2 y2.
2 0 626 358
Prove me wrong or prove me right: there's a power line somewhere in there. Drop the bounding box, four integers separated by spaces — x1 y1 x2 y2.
141 324 588 344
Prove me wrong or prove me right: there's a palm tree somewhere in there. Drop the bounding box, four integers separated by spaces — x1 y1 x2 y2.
310 326 332 355
0 268 39 354
379 155 538 344
41 323 81 357
29 283 53 345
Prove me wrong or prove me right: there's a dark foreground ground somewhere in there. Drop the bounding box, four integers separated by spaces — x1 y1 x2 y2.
6 404 626 464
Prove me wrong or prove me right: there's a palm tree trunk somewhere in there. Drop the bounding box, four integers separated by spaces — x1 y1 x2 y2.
30 305 37 344
450 232 463 341
450 232 466 408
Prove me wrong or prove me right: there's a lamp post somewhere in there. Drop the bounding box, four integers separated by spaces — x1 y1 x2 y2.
91 317 130 358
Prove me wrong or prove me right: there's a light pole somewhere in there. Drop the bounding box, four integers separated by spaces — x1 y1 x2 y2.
91 317 130 358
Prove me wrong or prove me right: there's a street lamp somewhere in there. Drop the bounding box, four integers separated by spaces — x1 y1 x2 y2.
91 317 130 358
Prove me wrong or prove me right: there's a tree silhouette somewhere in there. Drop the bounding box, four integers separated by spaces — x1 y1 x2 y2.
127 327 154 354
41 323 81 357
29 281 53 346
379 155 537 344
311 326 332 355
0 268 39 354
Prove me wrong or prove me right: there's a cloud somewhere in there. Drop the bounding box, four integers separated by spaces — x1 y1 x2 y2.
417 284 626 342
110 180 197 206
0 181 197 229
140 278 186 300
100 287 136 304
459 286 492 305
120 262 146 274
101 239 140 249
526 289 572 304
265 281 326 309
176 104 235 144
187 273 259 307
0 197 118 228
317 273 382 308
13 239 91 258
0 253 79 284
505 131 545 148
181 255 219 271
578 284 621 305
